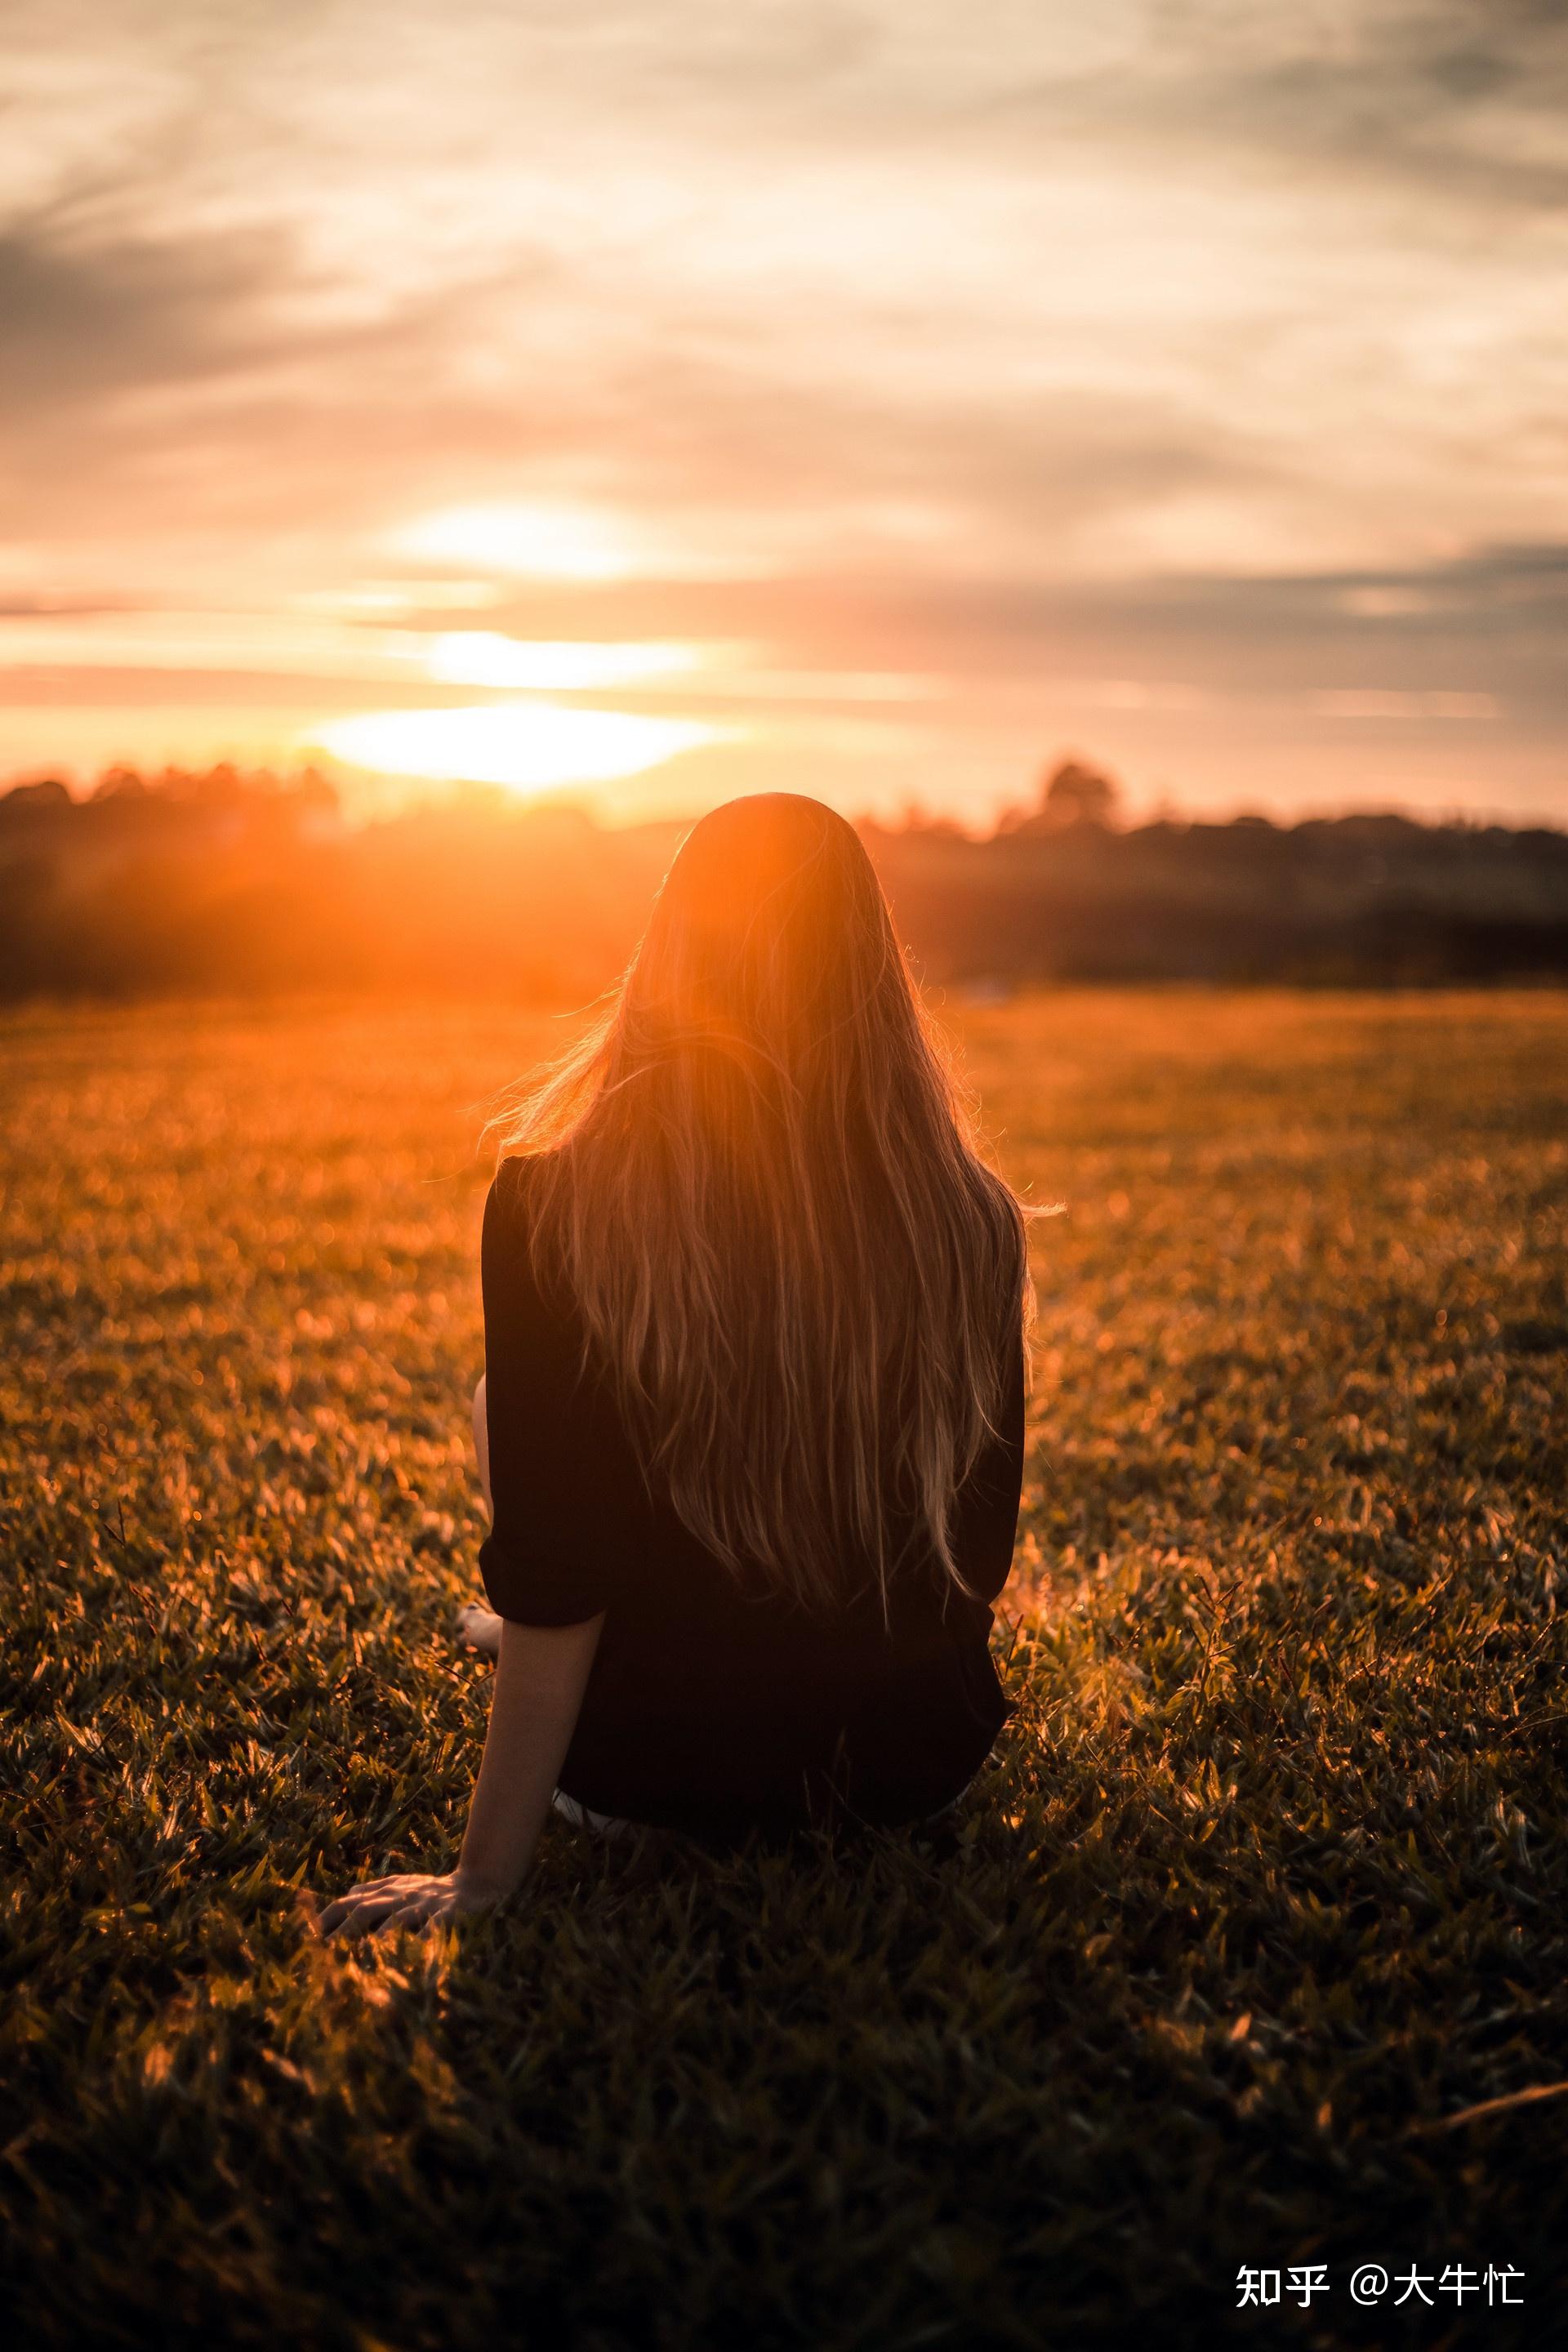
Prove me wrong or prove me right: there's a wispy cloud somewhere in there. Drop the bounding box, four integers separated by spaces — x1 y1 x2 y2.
1 1 1564 818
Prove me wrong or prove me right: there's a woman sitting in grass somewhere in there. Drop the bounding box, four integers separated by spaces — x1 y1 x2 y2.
322 793 1032 1936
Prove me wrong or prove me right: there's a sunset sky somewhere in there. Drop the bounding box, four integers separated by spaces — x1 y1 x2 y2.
4 1 1566 827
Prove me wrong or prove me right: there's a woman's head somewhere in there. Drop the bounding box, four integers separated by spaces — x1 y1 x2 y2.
627 790 903 1082
492 793 1030 1610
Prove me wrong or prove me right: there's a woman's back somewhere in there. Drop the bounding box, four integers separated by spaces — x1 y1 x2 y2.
487 793 1030 1607
479 1151 1027 1838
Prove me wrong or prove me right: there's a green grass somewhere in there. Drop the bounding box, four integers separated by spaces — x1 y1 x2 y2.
2 989 1566 2350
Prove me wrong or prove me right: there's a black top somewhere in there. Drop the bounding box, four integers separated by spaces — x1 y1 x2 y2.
478 1155 1026 1838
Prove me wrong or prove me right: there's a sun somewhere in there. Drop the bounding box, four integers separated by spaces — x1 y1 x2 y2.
310 702 722 791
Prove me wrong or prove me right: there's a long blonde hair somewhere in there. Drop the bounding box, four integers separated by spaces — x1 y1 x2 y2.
488 792 1031 1611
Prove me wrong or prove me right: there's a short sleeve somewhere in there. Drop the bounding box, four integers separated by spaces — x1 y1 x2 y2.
477 1158 648 1626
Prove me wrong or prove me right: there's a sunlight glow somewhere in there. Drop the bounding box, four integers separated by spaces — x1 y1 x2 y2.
295 581 503 617
424 633 698 690
0 611 706 697
389 501 664 581
310 702 724 790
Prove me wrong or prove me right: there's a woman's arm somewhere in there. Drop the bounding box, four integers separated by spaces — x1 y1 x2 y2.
319 1611 604 1938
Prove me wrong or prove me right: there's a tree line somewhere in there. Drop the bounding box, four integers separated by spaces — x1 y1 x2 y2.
2 759 1565 1000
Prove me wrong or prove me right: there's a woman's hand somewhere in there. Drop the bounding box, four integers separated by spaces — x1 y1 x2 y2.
318 1870 498 1939
318 1615 604 1942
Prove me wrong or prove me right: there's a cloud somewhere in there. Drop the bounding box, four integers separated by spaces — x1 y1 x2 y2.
0 1 1564 817
0 213 284 407
970 2 1568 212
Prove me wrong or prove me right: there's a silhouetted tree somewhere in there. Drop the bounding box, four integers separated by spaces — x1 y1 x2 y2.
1036 759 1122 831
0 777 71 826
999 759 1125 835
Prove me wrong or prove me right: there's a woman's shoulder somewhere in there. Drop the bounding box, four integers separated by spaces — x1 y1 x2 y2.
482 1153 546 1270
489 1147 564 1220
484 1151 575 1303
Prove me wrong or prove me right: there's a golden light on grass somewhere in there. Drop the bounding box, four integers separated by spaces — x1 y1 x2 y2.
5 989 1567 2334
310 702 724 791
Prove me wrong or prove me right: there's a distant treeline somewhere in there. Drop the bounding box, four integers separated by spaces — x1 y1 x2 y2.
2 760 1566 1000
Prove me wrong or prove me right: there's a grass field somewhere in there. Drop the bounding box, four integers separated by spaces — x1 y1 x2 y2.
3 989 1566 2350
